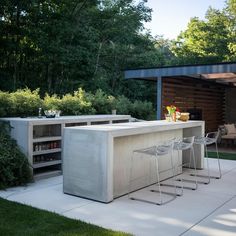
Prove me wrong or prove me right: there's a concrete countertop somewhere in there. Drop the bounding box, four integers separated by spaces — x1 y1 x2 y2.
65 120 205 137
0 115 131 124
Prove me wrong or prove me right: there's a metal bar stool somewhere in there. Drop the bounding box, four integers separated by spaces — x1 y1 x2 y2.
193 131 222 184
128 139 180 205
161 136 198 192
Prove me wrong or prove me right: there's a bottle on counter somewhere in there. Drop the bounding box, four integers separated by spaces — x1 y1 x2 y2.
38 107 42 118
34 144 38 151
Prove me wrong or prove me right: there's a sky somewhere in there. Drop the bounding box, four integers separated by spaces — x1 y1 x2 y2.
144 0 226 39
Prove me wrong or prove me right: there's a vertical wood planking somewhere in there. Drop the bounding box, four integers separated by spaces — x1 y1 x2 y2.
162 77 226 133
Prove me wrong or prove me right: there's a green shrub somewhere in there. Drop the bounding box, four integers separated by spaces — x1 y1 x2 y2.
130 100 155 120
9 88 42 117
0 88 155 120
43 94 61 111
60 88 95 115
0 121 32 189
116 95 132 115
88 89 116 114
116 96 154 120
0 91 12 117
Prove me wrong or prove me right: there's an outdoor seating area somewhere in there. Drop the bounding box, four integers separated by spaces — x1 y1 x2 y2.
1 116 235 236
2 115 235 236
1 158 236 236
128 130 222 207
1 60 236 235
219 124 236 146
2 1 236 235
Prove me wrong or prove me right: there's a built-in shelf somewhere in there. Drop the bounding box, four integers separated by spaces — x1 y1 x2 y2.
65 122 87 127
33 148 61 155
34 170 62 180
33 160 62 169
33 136 62 143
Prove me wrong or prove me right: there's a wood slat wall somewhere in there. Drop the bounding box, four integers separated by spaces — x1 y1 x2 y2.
162 77 226 133
225 87 236 123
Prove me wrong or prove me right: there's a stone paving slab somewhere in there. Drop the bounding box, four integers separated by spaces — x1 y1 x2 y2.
1 159 236 236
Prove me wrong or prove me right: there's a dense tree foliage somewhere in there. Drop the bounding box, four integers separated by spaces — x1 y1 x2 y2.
0 0 172 102
1 0 236 106
171 0 236 64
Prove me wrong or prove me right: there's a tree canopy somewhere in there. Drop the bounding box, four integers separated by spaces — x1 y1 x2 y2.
171 0 236 64
0 0 170 101
0 0 236 103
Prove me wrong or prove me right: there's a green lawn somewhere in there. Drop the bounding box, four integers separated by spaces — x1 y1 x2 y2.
0 198 131 236
207 151 236 161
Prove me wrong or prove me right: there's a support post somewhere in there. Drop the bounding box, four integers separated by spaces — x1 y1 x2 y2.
157 77 162 120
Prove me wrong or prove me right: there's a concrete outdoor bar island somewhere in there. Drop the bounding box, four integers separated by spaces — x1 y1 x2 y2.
63 120 205 203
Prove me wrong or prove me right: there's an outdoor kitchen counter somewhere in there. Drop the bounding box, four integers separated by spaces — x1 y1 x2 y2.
63 120 205 203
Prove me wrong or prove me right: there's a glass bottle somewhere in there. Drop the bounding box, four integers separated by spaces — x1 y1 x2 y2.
38 107 42 118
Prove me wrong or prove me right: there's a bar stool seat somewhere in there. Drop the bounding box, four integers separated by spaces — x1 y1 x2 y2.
128 139 180 205
193 131 222 184
161 136 197 192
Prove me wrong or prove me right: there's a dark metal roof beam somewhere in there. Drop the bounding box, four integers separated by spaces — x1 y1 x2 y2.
125 63 236 80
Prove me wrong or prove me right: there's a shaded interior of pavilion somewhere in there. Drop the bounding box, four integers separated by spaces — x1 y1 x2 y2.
125 62 236 133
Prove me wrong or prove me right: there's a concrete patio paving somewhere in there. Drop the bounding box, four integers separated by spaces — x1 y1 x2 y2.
1 158 236 236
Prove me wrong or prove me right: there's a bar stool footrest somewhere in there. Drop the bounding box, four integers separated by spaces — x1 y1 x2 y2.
150 189 181 197
176 178 197 184
188 174 210 184
130 197 162 205
162 181 197 190
190 173 221 179
129 196 176 205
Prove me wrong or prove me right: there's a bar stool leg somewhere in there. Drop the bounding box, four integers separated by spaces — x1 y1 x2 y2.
160 149 184 195
154 157 163 205
175 147 198 190
151 151 179 202
129 152 164 205
170 150 179 196
128 151 135 199
193 131 222 181
128 142 179 205
190 146 198 189
196 143 222 180
215 142 222 179
129 155 166 205
205 145 211 184
177 149 184 195
191 144 210 184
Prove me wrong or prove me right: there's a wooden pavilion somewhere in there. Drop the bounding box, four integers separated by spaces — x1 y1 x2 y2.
125 62 236 132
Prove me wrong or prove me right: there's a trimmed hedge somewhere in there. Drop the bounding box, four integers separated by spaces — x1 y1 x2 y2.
0 121 32 189
0 88 155 120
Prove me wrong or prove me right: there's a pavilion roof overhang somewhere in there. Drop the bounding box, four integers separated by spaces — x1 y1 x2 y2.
124 62 236 86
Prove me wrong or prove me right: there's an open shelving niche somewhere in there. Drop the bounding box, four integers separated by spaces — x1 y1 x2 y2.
32 124 62 179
